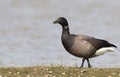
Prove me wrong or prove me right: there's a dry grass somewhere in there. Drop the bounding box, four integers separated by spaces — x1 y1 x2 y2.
0 66 119 77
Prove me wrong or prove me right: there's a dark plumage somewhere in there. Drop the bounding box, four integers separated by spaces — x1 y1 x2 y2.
53 17 117 68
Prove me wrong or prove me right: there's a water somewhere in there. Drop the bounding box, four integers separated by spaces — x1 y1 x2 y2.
0 0 120 67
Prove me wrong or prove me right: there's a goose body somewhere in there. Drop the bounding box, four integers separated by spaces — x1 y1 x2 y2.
53 17 117 68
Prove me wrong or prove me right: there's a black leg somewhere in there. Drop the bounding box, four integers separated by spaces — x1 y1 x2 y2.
86 58 91 68
80 58 85 68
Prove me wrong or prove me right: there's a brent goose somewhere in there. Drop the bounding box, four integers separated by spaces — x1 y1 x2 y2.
53 17 117 68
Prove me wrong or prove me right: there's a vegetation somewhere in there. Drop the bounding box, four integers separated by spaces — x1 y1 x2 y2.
0 66 119 77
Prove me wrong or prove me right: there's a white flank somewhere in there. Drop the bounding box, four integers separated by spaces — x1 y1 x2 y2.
92 47 116 57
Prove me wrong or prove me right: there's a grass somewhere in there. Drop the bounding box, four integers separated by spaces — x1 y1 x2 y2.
0 66 119 77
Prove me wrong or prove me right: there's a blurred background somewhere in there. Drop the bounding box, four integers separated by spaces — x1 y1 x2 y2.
0 0 120 67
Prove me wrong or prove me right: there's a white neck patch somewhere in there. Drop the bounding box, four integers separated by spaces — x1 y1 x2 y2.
64 26 69 29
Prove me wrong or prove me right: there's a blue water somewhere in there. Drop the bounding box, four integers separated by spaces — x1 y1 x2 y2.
0 0 120 68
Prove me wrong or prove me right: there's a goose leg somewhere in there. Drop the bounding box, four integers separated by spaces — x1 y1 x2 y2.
86 58 91 68
80 58 85 68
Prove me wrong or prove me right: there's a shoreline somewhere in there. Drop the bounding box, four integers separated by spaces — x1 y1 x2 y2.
0 66 119 77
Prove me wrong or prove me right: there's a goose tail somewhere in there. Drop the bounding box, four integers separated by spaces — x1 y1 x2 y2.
110 43 117 48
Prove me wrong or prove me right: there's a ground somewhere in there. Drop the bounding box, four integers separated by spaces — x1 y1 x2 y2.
0 66 119 77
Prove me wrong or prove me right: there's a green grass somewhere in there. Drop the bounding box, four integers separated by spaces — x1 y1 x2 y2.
0 66 119 77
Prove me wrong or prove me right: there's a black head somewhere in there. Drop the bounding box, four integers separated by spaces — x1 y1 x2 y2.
53 17 68 26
